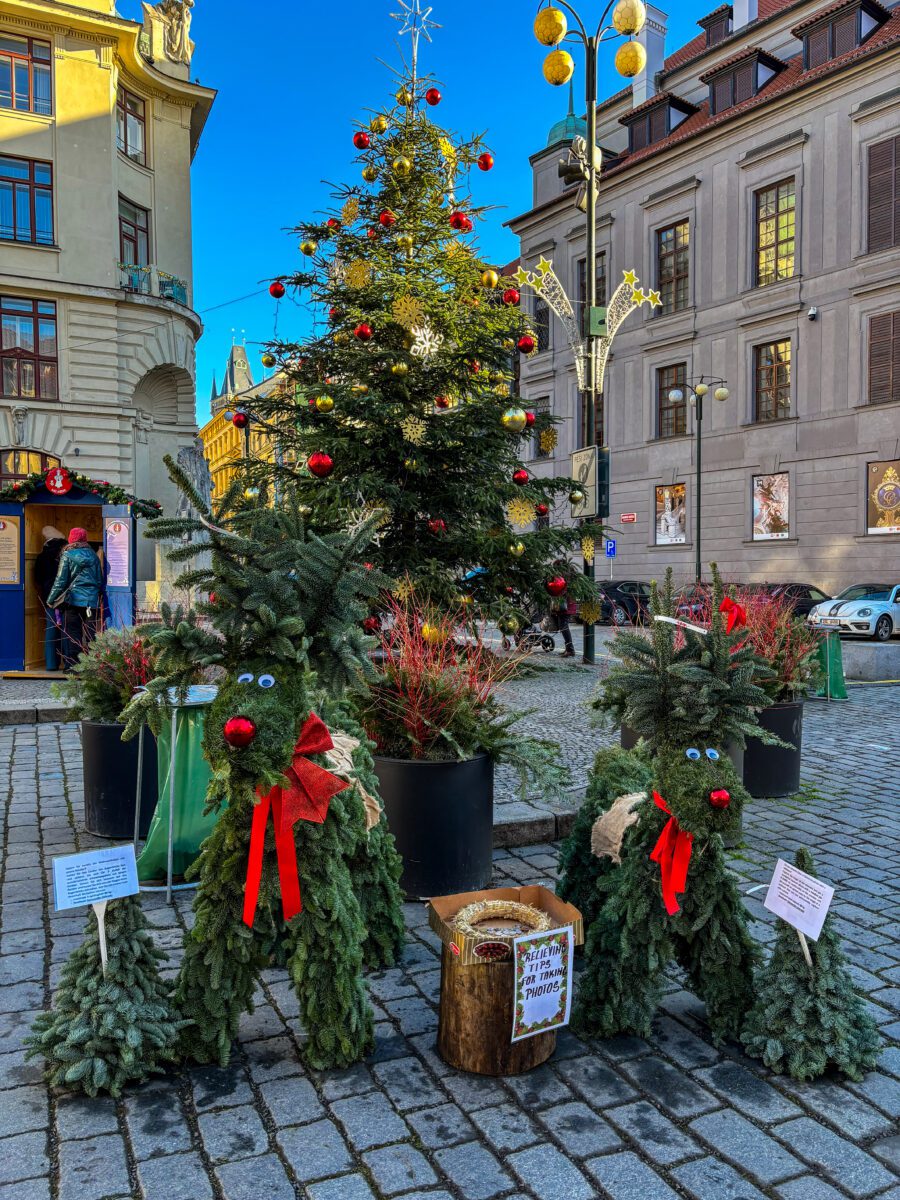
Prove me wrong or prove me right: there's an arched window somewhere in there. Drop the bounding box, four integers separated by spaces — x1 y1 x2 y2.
0 449 59 481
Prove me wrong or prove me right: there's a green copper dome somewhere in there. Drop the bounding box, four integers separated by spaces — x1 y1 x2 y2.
547 82 586 147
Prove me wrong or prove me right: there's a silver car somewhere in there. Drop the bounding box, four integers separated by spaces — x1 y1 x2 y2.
808 584 900 641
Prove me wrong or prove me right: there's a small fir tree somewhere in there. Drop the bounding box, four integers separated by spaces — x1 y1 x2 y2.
250 70 593 626
742 848 880 1081
27 896 182 1097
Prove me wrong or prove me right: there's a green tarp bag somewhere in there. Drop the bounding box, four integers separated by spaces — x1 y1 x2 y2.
816 631 848 701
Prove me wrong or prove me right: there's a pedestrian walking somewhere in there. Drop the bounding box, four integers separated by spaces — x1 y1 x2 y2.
47 527 104 671
34 525 67 671
551 559 577 658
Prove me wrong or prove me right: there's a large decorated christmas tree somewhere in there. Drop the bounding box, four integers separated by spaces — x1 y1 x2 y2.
250 62 594 625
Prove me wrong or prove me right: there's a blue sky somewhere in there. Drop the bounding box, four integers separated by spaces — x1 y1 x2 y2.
121 1 708 423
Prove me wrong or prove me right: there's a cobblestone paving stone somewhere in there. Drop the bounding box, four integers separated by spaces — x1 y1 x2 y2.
0 682 898 1200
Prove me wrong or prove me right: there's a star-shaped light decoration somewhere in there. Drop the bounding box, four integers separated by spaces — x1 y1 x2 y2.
391 0 441 86
622 269 639 288
514 266 532 288
647 289 663 308
535 257 553 278
631 288 647 305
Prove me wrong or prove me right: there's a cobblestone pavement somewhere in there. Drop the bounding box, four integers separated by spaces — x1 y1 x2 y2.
1 685 899 1200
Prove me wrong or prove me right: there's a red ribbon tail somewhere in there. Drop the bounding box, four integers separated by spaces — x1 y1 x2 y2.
272 793 302 923
650 818 693 916
243 791 271 928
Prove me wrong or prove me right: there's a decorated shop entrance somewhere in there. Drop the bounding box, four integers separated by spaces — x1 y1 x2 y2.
0 465 161 674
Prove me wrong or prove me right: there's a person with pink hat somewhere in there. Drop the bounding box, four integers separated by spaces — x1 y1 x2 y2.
47 527 104 670
34 525 67 670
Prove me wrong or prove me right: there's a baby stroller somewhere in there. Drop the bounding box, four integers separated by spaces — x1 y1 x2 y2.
515 611 556 654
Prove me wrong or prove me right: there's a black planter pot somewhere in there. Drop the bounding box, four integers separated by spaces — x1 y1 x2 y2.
82 721 158 839
374 753 494 899
743 701 804 799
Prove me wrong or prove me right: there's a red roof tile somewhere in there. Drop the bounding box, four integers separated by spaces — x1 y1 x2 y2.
619 90 700 126
698 44 789 80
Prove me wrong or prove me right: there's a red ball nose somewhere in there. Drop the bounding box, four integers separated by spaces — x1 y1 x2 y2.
710 789 731 809
223 716 257 748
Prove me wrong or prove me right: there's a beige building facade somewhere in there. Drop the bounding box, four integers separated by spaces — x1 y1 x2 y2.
0 0 213 578
512 0 900 594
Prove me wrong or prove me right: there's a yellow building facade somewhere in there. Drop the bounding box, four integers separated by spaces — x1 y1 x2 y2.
198 345 280 499
0 0 214 578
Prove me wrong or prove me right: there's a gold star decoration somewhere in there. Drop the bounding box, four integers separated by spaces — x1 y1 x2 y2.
580 600 602 626
341 196 360 224
392 295 426 329
506 497 536 530
514 266 532 287
535 257 553 278
494 384 511 398
345 260 371 289
400 415 427 445
581 533 595 564
539 427 558 454
623 269 639 288
631 288 647 305
647 289 663 308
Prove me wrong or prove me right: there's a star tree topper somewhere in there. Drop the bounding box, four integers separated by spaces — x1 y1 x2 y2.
391 0 440 87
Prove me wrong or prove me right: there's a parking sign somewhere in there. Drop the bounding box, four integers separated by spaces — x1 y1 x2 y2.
605 539 617 558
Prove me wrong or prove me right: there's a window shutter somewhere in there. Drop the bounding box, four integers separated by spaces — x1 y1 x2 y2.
630 118 648 152
712 75 731 113
805 26 829 68
868 135 899 253
734 62 755 103
832 11 857 57
707 17 727 45
649 106 668 144
869 312 899 404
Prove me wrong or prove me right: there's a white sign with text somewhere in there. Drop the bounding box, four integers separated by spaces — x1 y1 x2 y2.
511 926 574 1043
52 845 139 912
764 858 834 942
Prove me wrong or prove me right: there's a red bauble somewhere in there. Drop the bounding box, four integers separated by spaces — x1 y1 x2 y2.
354 323 373 341
478 152 495 171
208 592 216 604
470 360 480 374
269 281 285 299
512 469 529 486
327 217 340 228
461 216 474 233
379 209 397 227
428 518 447 535
710 789 732 810
308 451 334 478
546 576 567 597
535 502 549 517
367 228 377 239
425 87 442 106
434 395 450 409
363 616 381 634
518 335 536 354
353 131 370 149
524 411 536 427
232 411 249 429
449 211 467 230
329 306 341 321
223 716 257 748
502 288 520 306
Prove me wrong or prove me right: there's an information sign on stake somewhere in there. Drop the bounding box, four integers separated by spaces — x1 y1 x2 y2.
52 846 139 977
764 858 834 967
511 926 574 1043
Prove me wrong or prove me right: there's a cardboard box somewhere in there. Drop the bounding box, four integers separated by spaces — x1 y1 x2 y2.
428 885 583 967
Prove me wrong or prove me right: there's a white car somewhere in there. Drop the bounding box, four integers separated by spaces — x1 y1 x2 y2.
808 584 900 641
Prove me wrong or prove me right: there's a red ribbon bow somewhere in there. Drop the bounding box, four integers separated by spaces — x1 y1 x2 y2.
649 790 694 916
243 713 349 928
719 596 747 634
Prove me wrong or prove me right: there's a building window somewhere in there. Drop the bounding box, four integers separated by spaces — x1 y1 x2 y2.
0 296 58 400
657 221 690 314
699 7 733 46
799 2 885 69
119 197 149 265
867 135 899 253
0 33 52 115
703 50 783 116
754 340 791 422
116 87 146 165
755 178 795 286
533 297 551 354
0 448 59 482
0 155 53 245
657 364 687 439
577 253 607 337
869 311 900 406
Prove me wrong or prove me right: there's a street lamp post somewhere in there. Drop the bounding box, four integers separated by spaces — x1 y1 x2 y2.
534 0 648 663
667 378 730 583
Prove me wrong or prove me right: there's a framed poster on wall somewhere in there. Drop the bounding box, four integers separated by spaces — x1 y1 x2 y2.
655 484 686 545
0 515 21 585
868 461 900 535
752 473 790 540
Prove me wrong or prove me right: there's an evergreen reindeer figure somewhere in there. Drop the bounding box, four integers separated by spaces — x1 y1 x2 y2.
123 457 404 1070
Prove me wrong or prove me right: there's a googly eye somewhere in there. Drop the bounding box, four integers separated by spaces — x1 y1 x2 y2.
237 673 254 685
706 748 720 761
258 674 276 689
686 748 701 761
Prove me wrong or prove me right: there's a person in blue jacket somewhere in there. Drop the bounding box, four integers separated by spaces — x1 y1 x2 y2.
47 527 104 671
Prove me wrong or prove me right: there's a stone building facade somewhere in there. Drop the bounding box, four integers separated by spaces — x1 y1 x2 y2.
199 344 280 500
511 0 900 594
0 0 214 579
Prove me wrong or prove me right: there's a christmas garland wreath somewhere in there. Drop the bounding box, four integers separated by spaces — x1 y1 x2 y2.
0 468 163 519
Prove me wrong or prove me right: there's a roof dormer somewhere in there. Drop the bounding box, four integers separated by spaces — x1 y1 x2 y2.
620 92 699 153
793 0 890 70
700 47 787 115
698 5 734 47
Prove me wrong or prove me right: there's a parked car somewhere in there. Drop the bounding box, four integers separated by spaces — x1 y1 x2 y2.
675 583 714 622
598 580 652 626
807 584 900 641
759 582 832 618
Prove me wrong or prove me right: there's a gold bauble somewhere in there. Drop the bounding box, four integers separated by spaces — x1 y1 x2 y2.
508 541 526 558
503 338 516 351
393 155 413 177
334 332 350 345
612 0 646 34
396 87 415 106
481 269 500 289
501 407 528 433
615 40 647 78
260 352 276 368
315 395 334 413
569 487 586 505
392 362 409 377
421 622 443 644
397 234 414 252
543 49 575 87
370 114 389 134
351 384 369 395
300 240 318 256
244 487 259 500
362 165 379 183
534 6 567 46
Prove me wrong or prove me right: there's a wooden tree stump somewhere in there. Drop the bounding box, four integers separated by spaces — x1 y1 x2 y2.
437 945 557 1076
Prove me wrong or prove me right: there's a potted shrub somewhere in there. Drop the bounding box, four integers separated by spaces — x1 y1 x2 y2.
355 601 569 897
53 627 159 839
736 590 822 798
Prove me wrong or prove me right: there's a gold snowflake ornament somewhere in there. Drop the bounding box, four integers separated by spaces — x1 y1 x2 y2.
506 497 536 530
580 600 602 625
581 533 595 564
400 415 427 445
438 136 456 161
341 196 360 224
393 576 414 601
410 321 444 360
345 260 371 289
539 428 558 454
393 295 425 329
